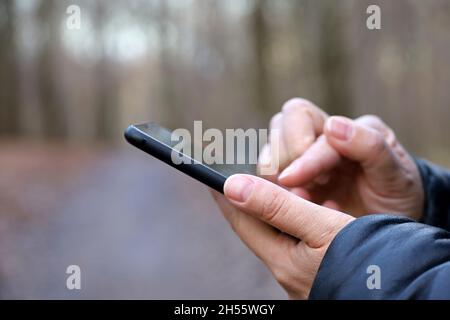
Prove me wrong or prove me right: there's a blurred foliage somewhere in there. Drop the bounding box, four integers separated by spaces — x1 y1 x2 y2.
1 0 450 165
1 0 450 299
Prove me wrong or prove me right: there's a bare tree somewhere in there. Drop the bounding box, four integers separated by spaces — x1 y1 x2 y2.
249 0 272 117
93 0 119 141
316 0 352 116
155 0 182 128
0 0 20 136
36 0 67 138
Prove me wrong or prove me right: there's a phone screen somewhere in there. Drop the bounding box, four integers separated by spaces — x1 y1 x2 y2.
135 123 257 179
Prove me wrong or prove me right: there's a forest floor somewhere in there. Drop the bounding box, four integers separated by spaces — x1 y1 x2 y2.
0 141 283 299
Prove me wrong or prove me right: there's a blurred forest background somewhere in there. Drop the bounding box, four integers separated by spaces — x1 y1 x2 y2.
0 0 450 299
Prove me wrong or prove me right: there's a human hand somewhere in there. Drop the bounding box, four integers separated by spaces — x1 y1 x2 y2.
259 98 424 220
212 174 354 299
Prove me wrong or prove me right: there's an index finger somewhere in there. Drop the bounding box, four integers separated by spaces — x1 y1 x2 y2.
281 98 327 161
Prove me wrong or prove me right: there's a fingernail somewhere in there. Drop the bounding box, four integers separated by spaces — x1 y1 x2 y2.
226 176 254 203
258 146 271 167
279 161 299 180
328 118 353 141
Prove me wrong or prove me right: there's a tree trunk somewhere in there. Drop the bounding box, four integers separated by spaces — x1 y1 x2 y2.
36 0 67 138
94 0 118 142
317 1 352 116
0 0 20 136
250 0 271 117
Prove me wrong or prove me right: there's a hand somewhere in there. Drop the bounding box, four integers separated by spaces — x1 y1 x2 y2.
259 98 424 220
212 174 354 299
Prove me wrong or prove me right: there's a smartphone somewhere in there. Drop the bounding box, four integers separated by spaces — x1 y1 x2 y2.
124 122 256 193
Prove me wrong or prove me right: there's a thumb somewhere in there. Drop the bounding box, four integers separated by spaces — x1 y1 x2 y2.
324 116 401 185
224 174 353 247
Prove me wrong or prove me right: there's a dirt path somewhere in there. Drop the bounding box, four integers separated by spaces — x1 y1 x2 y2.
0 142 283 299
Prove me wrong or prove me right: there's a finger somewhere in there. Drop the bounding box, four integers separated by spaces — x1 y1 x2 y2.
281 98 327 161
257 143 278 182
269 113 290 171
212 190 296 263
258 143 271 169
324 116 401 184
278 115 399 188
278 135 341 187
356 115 399 151
224 174 353 247
356 115 392 139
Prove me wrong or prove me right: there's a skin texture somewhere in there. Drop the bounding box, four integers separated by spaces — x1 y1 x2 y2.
260 98 424 220
212 98 425 299
213 175 354 299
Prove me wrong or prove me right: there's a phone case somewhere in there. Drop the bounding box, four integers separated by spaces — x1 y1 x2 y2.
125 125 227 193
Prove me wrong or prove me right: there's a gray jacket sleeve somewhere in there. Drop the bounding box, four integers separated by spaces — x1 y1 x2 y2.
309 159 450 299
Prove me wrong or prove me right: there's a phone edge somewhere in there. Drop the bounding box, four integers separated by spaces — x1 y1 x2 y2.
124 125 227 194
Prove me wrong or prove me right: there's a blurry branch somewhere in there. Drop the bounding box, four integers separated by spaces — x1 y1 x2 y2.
156 0 180 128
94 0 118 141
0 0 20 136
317 1 352 116
0 0 448 167
250 0 271 116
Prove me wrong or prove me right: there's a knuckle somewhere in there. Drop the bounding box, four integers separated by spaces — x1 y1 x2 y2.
269 113 282 129
362 131 389 168
260 190 287 223
368 131 387 155
402 171 418 190
362 114 380 121
385 128 398 148
272 265 292 287
299 135 316 148
289 136 315 158
358 114 383 126
357 114 394 138
282 97 316 113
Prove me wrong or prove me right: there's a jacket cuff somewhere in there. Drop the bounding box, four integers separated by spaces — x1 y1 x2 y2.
309 214 413 300
415 158 450 229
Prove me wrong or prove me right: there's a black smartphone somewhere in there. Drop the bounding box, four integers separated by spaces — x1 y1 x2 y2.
124 122 257 193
